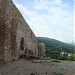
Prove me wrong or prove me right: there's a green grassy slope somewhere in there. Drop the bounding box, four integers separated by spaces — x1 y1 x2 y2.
37 37 75 53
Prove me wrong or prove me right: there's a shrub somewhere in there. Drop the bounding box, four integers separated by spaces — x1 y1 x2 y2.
67 56 73 60
58 55 67 60
67 54 75 61
30 72 39 75
71 54 75 61
42 54 47 58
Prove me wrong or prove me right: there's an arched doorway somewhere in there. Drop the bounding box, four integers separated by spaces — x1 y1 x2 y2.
19 37 25 57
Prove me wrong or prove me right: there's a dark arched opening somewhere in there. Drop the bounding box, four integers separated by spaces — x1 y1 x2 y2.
19 37 25 57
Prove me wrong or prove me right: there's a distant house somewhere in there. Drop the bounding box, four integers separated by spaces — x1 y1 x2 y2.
61 51 72 56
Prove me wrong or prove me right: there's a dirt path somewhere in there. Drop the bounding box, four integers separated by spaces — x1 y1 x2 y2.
0 59 75 75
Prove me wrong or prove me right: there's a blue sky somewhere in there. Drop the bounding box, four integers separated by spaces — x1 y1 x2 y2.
12 0 74 43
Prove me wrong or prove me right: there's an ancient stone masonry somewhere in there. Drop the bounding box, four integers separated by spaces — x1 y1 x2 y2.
38 43 45 56
0 0 38 64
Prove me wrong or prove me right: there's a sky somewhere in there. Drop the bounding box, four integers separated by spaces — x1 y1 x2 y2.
12 0 74 43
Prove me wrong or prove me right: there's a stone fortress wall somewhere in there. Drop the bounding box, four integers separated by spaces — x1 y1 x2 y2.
0 0 38 64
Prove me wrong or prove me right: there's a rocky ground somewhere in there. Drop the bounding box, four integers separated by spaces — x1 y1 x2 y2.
0 58 75 75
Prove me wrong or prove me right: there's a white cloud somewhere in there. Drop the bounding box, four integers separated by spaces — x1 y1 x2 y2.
13 0 74 42
74 1 75 42
33 0 49 10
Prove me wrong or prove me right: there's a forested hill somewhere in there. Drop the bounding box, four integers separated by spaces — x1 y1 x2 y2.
37 37 75 53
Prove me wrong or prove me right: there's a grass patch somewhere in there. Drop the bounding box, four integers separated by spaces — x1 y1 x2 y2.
30 72 39 75
52 72 63 75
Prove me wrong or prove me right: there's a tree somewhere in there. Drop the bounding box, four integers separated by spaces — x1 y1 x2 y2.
58 55 67 60
71 54 75 60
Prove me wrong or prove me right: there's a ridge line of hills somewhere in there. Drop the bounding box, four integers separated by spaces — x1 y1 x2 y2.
37 37 75 53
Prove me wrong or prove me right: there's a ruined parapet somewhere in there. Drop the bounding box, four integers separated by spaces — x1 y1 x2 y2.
0 0 38 64
38 43 45 56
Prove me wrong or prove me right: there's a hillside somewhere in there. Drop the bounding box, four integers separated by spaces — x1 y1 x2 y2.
37 37 75 53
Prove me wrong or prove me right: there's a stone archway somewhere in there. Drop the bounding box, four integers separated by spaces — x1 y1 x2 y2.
19 37 25 57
